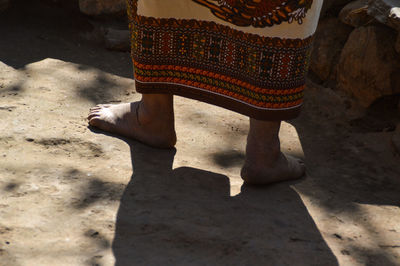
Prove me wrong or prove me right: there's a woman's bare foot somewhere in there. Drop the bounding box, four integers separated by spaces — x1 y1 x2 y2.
87 94 176 148
241 153 305 185
241 119 305 185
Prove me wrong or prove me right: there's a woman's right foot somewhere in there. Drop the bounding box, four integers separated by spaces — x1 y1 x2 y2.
87 99 176 148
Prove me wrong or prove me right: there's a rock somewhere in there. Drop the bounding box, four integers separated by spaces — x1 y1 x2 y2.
310 18 353 82
79 0 126 17
339 0 372 27
321 0 354 17
0 0 9 12
337 25 400 107
367 0 400 31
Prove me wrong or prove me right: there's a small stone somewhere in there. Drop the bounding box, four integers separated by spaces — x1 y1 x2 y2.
337 25 400 107
310 18 353 81
334 233 343 239
341 249 351 255
91 231 99 237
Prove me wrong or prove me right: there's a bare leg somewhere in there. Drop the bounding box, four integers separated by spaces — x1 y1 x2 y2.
241 119 305 185
88 94 176 148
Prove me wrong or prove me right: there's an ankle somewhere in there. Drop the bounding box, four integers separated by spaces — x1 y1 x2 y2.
140 94 173 118
246 136 280 160
245 118 282 164
142 94 173 109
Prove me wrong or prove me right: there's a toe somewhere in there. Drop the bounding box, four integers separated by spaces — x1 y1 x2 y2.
89 117 113 132
87 111 100 120
90 104 111 111
89 117 102 127
90 106 103 111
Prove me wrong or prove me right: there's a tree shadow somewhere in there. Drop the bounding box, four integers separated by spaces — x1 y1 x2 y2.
111 139 338 265
292 85 400 207
2 1 397 263
0 0 133 102
287 85 400 265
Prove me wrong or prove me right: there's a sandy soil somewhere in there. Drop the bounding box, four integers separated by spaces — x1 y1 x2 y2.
0 1 399 265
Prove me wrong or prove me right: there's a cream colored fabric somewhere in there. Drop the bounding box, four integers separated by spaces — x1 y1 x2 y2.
137 0 324 39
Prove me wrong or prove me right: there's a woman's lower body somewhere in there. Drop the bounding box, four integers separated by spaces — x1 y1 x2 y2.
88 0 324 184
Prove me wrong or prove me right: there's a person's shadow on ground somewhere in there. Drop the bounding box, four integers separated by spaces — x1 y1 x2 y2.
111 140 338 265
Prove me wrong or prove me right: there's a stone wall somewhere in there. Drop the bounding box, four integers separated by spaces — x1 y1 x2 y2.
312 0 400 109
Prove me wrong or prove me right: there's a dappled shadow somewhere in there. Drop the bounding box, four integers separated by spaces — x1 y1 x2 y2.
0 78 26 98
175 84 400 264
349 95 400 133
1 1 398 264
76 73 130 104
3 182 19 192
0 0 131 76
84 229 111 250
65 168 125 210
111 140 337 265
211 150 245 168
287 85 400 265
72 177 125 210
292 87 400 206
0 0 133 103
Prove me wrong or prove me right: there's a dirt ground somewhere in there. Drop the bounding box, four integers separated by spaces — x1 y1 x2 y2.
0 1 399 266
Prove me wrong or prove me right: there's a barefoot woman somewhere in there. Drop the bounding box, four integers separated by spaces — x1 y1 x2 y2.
88 0 323 185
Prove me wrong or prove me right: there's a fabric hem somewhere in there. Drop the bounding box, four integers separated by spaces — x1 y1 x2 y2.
135 81 302 121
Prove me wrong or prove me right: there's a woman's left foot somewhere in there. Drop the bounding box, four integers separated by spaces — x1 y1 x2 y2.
241 153 305 185
240 119 305 185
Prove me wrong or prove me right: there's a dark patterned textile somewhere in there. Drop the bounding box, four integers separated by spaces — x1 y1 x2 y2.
127 0 323 120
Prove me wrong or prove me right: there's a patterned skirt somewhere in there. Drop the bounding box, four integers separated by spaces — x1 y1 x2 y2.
126 0 323 120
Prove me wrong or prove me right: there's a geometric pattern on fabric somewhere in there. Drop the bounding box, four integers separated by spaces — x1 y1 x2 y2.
127 0 316 119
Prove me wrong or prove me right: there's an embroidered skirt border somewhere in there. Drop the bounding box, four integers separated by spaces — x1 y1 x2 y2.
127 0 315 120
